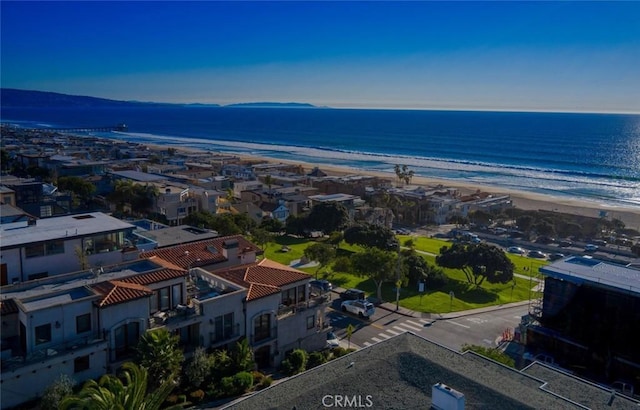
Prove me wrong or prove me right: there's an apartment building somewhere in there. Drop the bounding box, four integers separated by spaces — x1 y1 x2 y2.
0 212 136 285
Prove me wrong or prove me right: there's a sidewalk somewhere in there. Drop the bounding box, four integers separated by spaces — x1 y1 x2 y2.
331 286 531 321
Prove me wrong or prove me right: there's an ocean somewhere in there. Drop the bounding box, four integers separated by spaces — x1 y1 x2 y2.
2 106 640 209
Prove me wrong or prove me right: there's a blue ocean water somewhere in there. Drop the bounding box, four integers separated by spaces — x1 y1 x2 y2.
2 106 640 209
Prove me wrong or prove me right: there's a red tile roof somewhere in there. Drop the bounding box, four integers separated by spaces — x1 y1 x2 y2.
213 259 311 301
140 235 262 269
92 280 153 307
119 268 187 286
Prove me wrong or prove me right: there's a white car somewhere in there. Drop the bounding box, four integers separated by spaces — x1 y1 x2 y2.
326 331 340 348
507 246 526 255
341 300 375 319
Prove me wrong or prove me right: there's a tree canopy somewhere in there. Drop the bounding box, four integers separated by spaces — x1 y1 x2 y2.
436 243 514 286
343 223 398 251
305 202 350 234
303 242 336 278
350 246 400 301
136 328 184 390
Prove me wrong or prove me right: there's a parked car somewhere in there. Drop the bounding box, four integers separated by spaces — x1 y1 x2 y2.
341 299 375 318
558 240 573 248
309 279 333 294
341 288 366 301
326 331 340 348
548 253 565 261
535 236 554 244
528 250 547 259
507 246 526 255
584 244 599 253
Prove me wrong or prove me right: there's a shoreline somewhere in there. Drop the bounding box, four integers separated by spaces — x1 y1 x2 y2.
139 142 640 229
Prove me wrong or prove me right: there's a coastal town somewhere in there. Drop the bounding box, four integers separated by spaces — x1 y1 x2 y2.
1 125 639 409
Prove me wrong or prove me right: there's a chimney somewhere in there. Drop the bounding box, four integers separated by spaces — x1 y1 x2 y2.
432 383 464 410
222 239 239 260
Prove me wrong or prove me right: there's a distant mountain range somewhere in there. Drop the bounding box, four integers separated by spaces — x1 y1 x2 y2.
0 88 319 109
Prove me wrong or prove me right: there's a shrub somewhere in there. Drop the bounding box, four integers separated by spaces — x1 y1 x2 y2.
307 351 327 369
233 371 254 394
251 370 265 386
189 389 205 403
41 374 75 410
331 347 349 358
184 347 215 389
281 349 308 375
260 375 273 389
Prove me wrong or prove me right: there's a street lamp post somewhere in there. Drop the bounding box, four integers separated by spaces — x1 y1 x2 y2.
395 243 401 311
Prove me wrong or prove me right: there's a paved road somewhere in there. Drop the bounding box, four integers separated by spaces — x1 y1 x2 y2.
325 299 529 351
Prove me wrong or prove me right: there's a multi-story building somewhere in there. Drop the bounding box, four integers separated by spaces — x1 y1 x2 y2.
522 256 640 393
0 212 136 285
0 254 249 408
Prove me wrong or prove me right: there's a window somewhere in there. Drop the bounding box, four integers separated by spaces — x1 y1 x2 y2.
307 315 315 330
46 240 64 255
74 355 90 373
35 324 52 345
159 287 170 311
114 322 140 360
212 313 235 343
40 205 52 217
76 313 91 334
25 244 45 258
297 284 307 303
254 314 271 343
172 284 182 308
149 291 158 312
281 288 295 306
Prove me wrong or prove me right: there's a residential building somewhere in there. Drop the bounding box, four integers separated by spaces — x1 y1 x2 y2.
521 257 640 394
0 212 136 285
224 332 640 410
0 186 16 206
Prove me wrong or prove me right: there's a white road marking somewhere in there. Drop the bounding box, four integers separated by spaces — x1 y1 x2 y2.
363 342 372 347
371 337 382 342
392 326 409 333
386 328 400 335
406 320 424 328
378 333 392 339
397 322 423 332
466 317 488 324
449 321 471 329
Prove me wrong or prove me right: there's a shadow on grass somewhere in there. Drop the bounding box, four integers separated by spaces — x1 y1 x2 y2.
379 279 499 306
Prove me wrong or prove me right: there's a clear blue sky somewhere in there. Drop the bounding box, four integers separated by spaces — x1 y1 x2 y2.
2 1 639 113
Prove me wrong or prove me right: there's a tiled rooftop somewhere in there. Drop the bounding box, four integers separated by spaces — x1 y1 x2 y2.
140 235 261 269
92 280 153 307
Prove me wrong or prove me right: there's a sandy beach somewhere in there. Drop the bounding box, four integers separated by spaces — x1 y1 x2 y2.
145 143 640 229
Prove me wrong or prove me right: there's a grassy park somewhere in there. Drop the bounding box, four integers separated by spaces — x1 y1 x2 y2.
263 234 547 314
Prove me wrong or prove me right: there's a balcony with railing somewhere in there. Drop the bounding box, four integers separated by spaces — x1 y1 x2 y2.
1 331 106 373
149 303 202 329
250 326 278 346
277 294 330 319
209 323 241 348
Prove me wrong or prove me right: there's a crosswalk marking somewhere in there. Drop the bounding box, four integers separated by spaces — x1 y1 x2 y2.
392 326 409 334
371 337 382 342
378 333 391 339
406 320 424 328
386 328 400 335
397 322 422 332
450 321 470 329
363 341 372 347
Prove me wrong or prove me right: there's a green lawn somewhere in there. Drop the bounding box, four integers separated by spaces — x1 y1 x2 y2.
263 235 546 314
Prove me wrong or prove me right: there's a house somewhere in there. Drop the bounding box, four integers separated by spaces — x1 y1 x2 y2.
224 332 640 409
0 185 16 206
141 236 328 369
0 212 136 285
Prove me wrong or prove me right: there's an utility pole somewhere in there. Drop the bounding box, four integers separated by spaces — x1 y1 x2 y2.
395 243 401 311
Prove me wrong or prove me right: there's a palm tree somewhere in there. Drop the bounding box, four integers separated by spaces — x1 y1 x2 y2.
136 328 184 390
231 338 255 373
60 362 185 410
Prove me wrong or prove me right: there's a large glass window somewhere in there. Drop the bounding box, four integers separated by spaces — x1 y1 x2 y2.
213 313 235 343
172 284 182 308
159 288 170 311
114 322 140 360
297 285 307 303
76 313 91 334
35 324 52 345
254 314 271 342
281 288 295 306
82 232 125 255
149 291 158 312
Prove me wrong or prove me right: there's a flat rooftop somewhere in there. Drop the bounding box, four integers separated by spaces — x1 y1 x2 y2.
0 212 135 249
540 256 640 296
135 225 219 248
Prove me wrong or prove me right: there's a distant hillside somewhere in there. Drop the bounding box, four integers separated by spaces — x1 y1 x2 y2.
224 102 317 108
0 88 317 109
0 88 183 108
